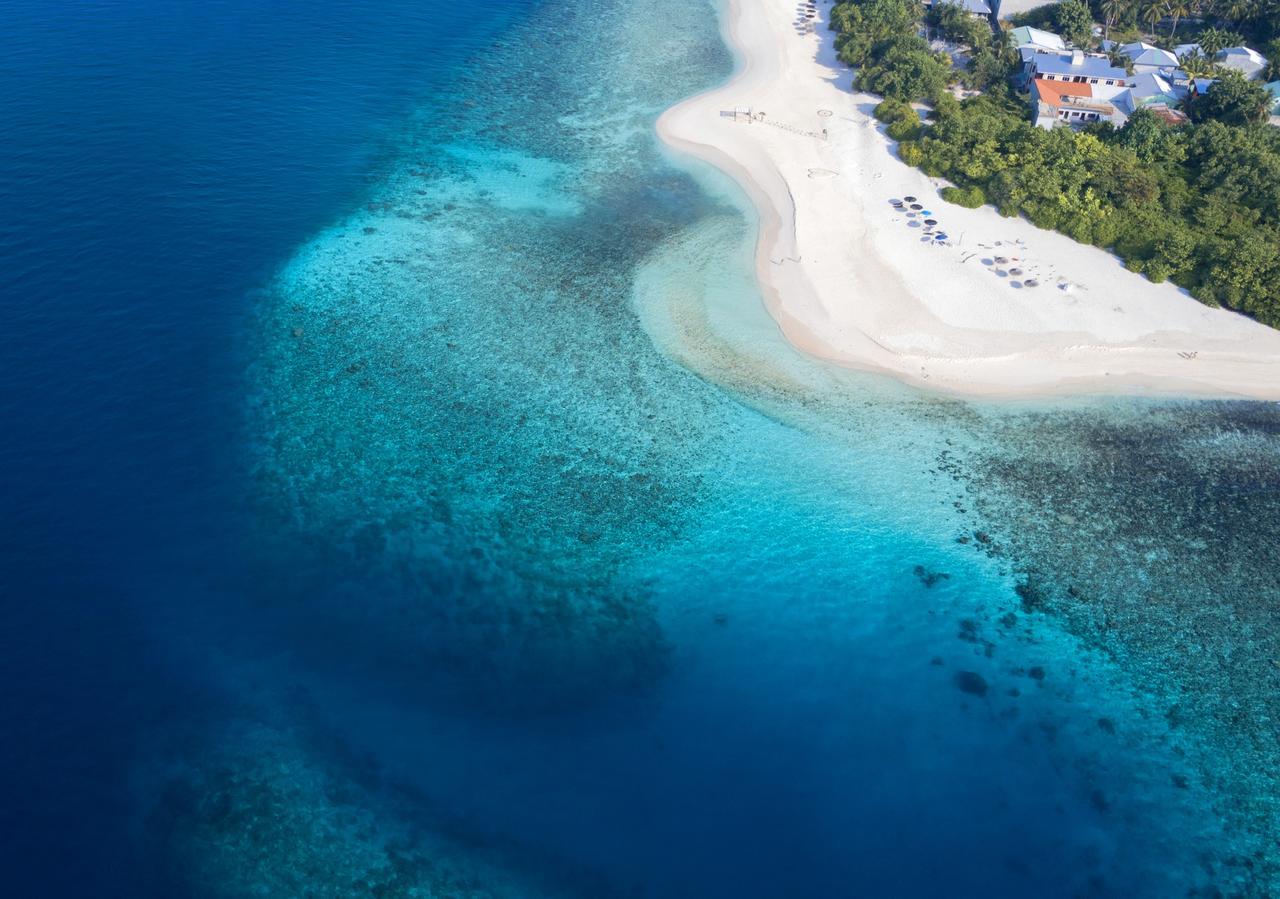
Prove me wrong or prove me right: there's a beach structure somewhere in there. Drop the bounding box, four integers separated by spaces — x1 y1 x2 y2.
1174 42 1201 60
1024 49 1128 99
1009 25 1066 54
1216 46 1267 80
1118 42 1179 74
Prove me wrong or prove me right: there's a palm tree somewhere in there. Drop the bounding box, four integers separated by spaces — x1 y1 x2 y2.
1165 0 1189 39
1197 26 1244 57
1213 0 1253 25
1100 0 1128 43
1139 0 1166 38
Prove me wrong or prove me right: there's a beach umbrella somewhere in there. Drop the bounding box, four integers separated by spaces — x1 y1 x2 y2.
924 218 937 225
1025 279 1039 287
910 204 923 210
904 195 917 202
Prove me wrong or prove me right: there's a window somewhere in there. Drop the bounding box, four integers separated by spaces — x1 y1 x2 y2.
1090 78 1098 84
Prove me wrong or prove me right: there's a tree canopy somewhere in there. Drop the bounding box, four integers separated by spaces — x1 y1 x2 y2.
1190 71 1273 127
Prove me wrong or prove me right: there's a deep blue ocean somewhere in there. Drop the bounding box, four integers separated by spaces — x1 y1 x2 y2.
4 1 1280 897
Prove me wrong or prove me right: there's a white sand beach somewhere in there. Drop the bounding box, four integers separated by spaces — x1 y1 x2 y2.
657 0 1280 399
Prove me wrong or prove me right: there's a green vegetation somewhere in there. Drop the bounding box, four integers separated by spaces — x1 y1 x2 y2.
1051 0 1095 46
830 0 1280 326
1189 70 1274 125
1008 0 1092 43
941 184 987 207
925 1 989 49
875 97 925 139
831 0 951 102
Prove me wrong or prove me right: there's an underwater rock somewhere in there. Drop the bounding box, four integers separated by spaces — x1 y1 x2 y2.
954 670 989 697
1027 666 1046 681
1090 788 1110 813
1097 717 1116 734
1014 575 1051 613
912 565 951 588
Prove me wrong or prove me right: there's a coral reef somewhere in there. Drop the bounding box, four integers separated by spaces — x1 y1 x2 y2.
948 399 1280 893
144 720 597 899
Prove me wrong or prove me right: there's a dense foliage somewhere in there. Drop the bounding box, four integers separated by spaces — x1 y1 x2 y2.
831 0 952 101
830 0 1280 325
1189 70 1274 125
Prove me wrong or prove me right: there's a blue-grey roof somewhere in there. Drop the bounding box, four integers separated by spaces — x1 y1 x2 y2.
1031 52 1127 80
936 0 992 14
1123 43 1179 69
1126 72 1173 99
1114 73 1181 115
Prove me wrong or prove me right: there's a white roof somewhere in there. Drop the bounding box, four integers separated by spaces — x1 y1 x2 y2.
1120 42 1179 69
1174 43 1201 58
1119 41 1155 55
1010 26 1066 52
1217 46 1267 78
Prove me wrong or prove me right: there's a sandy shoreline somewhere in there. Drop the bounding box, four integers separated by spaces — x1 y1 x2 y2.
657 0 1280 399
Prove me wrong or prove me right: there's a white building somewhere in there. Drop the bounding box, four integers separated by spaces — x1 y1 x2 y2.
1025 49 1129 100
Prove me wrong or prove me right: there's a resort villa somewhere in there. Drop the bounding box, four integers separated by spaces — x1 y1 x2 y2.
1024 49 1128 94
1023 47 1133 128
1031 78 1123 127
1015 25 1222 131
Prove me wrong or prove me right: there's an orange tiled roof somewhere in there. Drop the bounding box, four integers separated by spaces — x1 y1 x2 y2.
1032 78 1093 106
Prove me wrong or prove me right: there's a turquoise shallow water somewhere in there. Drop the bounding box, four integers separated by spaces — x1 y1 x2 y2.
7 0 1280 894
228 0 1278 893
